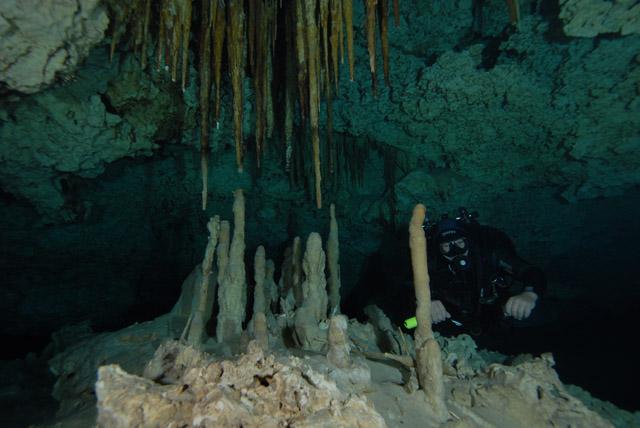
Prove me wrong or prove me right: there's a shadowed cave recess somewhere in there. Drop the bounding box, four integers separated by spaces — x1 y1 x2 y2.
1 0 639 426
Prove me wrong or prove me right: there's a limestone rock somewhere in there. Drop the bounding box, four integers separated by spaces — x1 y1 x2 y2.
97 340 387 428
0 0 108 94
559 0 640 37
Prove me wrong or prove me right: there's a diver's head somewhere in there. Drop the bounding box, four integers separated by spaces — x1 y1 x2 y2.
433 218 469 260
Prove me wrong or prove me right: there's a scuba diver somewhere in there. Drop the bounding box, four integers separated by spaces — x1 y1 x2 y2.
417 208 547 337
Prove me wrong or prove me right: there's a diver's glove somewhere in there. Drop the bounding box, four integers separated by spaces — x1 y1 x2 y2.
504 291 538 320
432 300 451 324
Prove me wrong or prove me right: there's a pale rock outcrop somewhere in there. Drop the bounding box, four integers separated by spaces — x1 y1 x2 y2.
559 0 640 37
0 0 108 94
96 340 387 428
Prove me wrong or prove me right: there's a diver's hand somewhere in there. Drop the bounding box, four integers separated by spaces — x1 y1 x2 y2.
431 300 451 324
504 291 538 320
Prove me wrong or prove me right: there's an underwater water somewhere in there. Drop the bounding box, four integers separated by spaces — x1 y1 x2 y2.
1 0 640 426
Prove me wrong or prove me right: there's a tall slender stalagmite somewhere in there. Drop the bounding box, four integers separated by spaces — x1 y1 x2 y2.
253 246 267 317
409 204 448 422
227 0 246 173
216 190 247 343
186 216 220 346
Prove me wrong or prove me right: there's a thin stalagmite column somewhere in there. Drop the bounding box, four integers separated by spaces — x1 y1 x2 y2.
186 215 220 346
216 190 247 343
409 204 448 422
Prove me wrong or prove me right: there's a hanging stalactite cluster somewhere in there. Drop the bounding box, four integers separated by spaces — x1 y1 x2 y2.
107 0 399 210
106 0 520 210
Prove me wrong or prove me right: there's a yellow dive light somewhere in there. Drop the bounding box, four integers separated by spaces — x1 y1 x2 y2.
403 316 417 329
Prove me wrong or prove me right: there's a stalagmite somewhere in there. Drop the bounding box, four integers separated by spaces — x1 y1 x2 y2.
327 203 341 314
327 314 350 368
293 232 329 350
409 204 448 422
216 220 230 288
253 312 269 350
252 247 269 350
253 246 267 317
291 236 303 308
264 259 279 314
301 232 328 321
216 190 247 343
186 216 220 346
227 0 246 173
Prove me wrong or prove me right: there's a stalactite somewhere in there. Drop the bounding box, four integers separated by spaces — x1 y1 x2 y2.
212 0 226 122
108 0 151 65
156 7 167 70
294 0 308 122
248 0 257 72
505 0 520 26
284 7 295 173
109 0 408 210
265 50 274 140
393 0 399 27
251 0 277 168
343 0 354 81
304 0 323 209
180 0 193 92
153 0 192 90
253 0 266 168
109 3 130 62
199 0 213 210
139 0 152 68
366 0 378 94
227 0 246 173
329 0 342 91
320 0 331 92
380 0 390 87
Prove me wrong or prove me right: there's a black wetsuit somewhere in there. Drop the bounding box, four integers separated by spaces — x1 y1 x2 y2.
428 224 546 336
